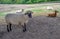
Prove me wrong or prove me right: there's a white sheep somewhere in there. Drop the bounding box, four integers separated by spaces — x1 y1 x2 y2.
5 10 33 32
46 6 54 10
16 9 24 13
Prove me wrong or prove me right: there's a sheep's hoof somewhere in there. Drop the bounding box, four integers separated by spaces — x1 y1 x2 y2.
7 27 10 32
23 29 26 32
7 29 10 32
10 27 12 31
7 28 11 32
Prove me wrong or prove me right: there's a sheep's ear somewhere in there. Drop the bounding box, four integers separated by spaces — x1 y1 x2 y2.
29 11 33 14
24 13 26 15
29 11 32 13
55 10 59 13
24 13 28 15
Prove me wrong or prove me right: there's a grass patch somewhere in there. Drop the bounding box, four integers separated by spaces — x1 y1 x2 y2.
0 12 7 16
32 9 44 13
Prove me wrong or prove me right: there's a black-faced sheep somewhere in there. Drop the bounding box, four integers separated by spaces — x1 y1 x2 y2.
5 10 33 32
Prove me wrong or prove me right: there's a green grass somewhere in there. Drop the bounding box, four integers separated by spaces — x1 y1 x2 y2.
32 9 44 13
0 12 7 16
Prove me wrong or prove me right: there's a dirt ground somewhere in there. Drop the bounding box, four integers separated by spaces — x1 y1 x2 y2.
0 16 60 39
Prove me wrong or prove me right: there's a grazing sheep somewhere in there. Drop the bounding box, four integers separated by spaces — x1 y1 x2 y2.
16 9 24 13
5 10 33 32
48 10 58 17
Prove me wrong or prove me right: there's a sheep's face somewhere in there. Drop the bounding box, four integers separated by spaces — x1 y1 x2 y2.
25 10 33 18
54 10 59 13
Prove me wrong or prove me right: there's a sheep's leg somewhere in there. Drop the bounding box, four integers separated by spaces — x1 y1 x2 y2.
7 23 12 32
22 23 26 32
9 23 12 31
7 25 10 32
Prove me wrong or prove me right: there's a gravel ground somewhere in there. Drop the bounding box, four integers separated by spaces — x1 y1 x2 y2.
0 16 60 39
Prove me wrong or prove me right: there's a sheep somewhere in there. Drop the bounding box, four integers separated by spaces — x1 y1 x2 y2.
48 10 58 17
7 9 24 14
5 10 33 32
16 9 24 13
46 6 53 10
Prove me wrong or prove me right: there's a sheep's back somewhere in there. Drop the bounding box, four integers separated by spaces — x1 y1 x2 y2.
5 13 29 25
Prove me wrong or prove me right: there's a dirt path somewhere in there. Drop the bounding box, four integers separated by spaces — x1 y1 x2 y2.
0 16 60 39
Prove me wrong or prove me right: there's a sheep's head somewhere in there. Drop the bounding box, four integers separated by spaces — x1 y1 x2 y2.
25 10 33 18
54 10 59 13
22 9 24 12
